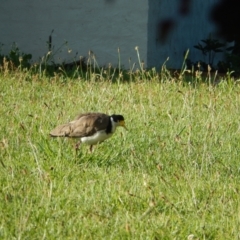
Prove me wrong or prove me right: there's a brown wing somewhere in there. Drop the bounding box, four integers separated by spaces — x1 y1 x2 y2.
50 113 110 138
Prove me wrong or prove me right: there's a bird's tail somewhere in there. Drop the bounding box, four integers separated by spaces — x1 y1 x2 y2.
49 123 72 137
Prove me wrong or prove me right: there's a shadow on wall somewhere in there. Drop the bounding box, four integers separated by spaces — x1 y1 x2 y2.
147 0 221 70
147 0 162 68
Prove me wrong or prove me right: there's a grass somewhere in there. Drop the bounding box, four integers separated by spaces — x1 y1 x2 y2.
1 67 240 239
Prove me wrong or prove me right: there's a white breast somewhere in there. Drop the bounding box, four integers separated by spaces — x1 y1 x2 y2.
80 130 113 145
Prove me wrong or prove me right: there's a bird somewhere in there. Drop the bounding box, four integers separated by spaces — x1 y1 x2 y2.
50 112 127 152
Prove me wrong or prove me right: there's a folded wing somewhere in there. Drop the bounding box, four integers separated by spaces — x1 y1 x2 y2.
50 113 109 138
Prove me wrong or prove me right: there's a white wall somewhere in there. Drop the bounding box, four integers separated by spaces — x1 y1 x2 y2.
0 0 223 69
0 0 148 69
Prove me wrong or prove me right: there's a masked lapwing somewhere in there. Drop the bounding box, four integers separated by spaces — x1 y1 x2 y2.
50 112 127 152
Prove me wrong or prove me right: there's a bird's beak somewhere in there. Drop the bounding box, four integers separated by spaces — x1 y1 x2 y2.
120 120 128 130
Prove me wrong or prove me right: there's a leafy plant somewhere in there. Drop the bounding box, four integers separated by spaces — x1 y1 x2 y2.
194 37 225 67
3 43 32 69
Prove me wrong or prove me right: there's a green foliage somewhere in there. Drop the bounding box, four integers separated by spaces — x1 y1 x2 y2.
194 37 225 71
0 43 32 69
192 37 240 76
1 69 240 239
194 37 225 67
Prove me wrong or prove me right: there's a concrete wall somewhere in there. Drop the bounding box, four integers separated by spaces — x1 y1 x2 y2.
0 0 221 69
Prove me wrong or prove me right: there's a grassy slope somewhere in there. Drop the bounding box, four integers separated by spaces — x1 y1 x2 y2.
1 72 240 239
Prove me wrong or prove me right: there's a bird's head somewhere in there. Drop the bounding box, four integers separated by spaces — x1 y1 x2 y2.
111 114 127 130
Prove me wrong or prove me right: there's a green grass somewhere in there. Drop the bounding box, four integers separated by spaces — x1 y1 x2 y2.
1 69 240 239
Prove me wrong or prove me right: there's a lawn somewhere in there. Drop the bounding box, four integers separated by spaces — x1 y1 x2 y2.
1 69 240 239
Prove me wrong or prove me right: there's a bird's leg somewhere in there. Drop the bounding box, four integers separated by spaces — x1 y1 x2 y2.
89 145 93 153
75 141 81 150
75 141 81 154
